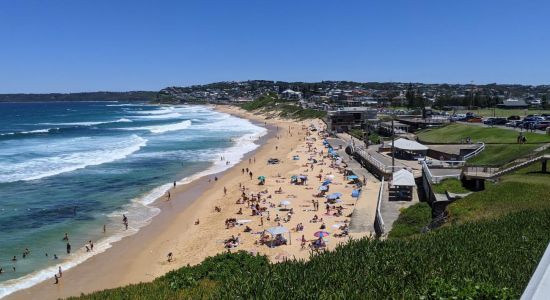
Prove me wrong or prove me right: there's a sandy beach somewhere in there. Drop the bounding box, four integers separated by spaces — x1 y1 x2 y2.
6 106 364 300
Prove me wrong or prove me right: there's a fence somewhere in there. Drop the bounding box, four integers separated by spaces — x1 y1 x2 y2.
374 178 385 237
421 160 462 184
463 142 485 160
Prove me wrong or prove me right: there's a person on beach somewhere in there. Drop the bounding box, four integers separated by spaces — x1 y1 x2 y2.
0 268 3 274
167 252 173 262
215 176 218 181
103 224 106 233
224 186 227 195
66 243 71 254
11 256 17 262
173 181 176 188
54 254 58 260
63 233 69 241
54 274 59 284
58 266 62 278
167 191 170 200
89 240 94 251
123 214 128 230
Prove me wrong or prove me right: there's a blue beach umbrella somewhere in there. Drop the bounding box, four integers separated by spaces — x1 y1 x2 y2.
347 175 359 180
322 180 332 186
351 190 360 198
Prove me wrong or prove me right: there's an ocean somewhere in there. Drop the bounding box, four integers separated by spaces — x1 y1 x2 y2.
0 102 267 297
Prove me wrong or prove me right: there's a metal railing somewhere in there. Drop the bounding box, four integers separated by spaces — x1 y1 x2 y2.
421 160 462 184
374 178 385 237
463 142 485 160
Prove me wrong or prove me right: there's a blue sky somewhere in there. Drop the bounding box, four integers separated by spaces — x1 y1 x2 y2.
0 0 549 93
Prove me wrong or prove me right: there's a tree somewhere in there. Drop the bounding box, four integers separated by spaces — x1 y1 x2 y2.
542 94 549 109
405 84 415 108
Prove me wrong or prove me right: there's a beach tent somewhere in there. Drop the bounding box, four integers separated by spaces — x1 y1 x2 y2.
265 226 291 246
327 192 342 200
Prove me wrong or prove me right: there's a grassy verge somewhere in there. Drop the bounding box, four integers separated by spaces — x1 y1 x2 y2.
387 202 432 239
432 178 471 194
417 123 550 144
468 144 540 166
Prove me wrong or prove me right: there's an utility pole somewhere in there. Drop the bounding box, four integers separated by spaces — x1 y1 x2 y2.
391 117 395 174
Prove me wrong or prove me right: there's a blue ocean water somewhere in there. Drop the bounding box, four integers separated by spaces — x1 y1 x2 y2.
0 102 266 297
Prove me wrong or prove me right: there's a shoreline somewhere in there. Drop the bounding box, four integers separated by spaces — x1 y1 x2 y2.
4 105 291 300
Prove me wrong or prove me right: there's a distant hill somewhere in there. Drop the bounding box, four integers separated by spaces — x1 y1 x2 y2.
0 91 157 102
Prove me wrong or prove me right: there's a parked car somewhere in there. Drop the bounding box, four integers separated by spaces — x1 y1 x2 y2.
507 115 521 120
484 118 507 125
467 117 483 123
535 121 550 130
506 121 521 127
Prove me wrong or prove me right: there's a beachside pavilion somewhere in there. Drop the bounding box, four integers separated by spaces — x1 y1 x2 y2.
390 169 416 201
388 138 429 160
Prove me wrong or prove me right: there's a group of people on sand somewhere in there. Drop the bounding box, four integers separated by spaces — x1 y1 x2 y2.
208 121 356 257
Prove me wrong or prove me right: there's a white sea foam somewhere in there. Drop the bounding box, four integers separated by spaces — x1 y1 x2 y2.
0 128 58 136
0 108 267 298
39 118 133 126
0 135 147 183
120 120 192 134
129 112 183 120
127 107 174 115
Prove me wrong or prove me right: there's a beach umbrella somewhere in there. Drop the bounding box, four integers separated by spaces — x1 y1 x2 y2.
266 226 289 236
318 185 328 191
347 175 359 180
258 176 266 180
351 190 360 198
314 231 330 238
279 200 291 207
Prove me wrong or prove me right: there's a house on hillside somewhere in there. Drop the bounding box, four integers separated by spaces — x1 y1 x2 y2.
281 89 302 101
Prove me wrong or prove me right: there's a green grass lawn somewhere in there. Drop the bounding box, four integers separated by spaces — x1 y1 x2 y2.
389 161 550 234
468 144 541 166
387 202 432 239
417 123 550 144
448 108 550 118
432 178 471 194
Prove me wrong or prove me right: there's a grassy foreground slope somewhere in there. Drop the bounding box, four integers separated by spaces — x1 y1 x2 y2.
417 123 550 144
73 210 548 299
